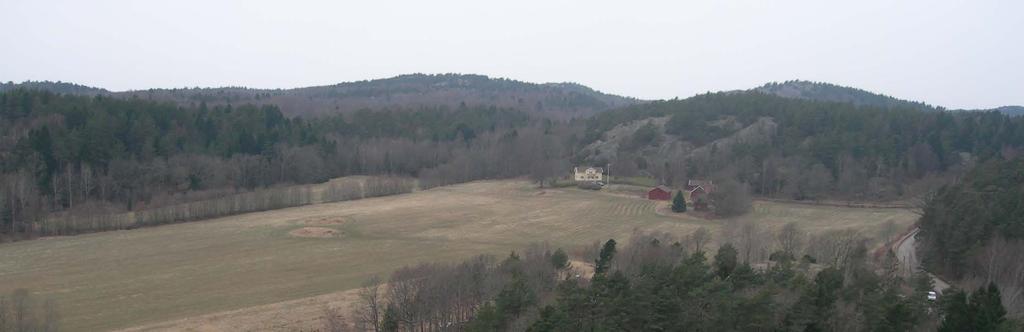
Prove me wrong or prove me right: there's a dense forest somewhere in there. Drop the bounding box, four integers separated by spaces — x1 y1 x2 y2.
2 74 639 119
755 80 939 111
918 158 1024 315
754 80 1023 116
4 85 1024 240
0 89 571 239
581 92 1024 201
342 230 1019 331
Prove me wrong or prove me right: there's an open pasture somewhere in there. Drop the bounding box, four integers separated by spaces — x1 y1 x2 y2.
0 180 917 331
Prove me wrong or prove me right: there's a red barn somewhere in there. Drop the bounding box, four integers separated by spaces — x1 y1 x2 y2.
647 186 672 201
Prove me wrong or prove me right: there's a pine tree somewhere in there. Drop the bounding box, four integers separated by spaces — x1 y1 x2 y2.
671 190 687 213
714 243 739 279
970 282 1006 332
594 239 617 276
496 271 537 318
550 248 569 269
466 303 503 332
939 289 972 332
527 305 572 332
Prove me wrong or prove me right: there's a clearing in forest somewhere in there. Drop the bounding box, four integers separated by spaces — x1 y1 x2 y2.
0 180 916 331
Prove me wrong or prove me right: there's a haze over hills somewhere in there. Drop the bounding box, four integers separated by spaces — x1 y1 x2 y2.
994 105 1024 117
3 74 639 120
6 76 1021 119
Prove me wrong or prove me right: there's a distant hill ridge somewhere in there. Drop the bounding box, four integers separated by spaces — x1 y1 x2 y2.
753 80 1022 116
2 74 638 119
753 80 939 111
0 80 110 95
4 76 1019 117
994 106 1024 116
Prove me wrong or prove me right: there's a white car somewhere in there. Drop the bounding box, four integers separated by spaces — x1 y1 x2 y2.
927 291 938 301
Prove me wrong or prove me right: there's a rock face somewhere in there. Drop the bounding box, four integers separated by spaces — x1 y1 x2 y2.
581 116 777 165
686 117 778 160
581 116 672 161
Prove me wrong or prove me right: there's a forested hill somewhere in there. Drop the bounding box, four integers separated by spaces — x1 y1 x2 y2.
917 157 1024 316
994 106 1024 117
753 80 939 111
0 88 573 239
0 81 110 95
3 74 638 119
919 157 1024 278
754 80 1024 116
580 91 1024 201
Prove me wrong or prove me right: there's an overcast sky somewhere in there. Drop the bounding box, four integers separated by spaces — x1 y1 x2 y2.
1 0 1021 109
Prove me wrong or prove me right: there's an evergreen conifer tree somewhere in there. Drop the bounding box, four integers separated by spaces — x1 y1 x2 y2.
672 190 687 213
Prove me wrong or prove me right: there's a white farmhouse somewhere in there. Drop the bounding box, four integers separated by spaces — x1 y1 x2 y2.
573 166 604 182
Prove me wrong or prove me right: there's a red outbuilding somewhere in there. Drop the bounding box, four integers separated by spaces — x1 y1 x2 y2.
647 186 672 201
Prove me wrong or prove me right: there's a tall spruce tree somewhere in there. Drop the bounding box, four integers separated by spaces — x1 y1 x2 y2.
672 190 687 213
939 289 972 332
970 283 1006 331
715 243 739 279
594 239 617 276
550 248 569 270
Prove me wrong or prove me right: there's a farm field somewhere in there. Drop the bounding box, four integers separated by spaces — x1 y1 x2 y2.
0 180 917 331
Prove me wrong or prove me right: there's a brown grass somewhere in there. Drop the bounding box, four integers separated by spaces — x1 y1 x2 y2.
0 180 917 331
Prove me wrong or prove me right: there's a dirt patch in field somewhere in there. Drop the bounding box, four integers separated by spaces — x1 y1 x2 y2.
304 217 347 226
289 227 341 238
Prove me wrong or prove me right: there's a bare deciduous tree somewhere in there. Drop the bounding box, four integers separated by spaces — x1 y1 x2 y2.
808 229 864 270
737 221 765 263
355 276 384 331
777 222 804 257
689 227 711 254
323 305 349 332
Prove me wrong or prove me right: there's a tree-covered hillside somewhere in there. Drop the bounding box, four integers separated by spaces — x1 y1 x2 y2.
0 81 110 95
582 92 1024 201
0 89 568 238
3 74 638 120
916 157 1024 317
755 80 1024 116
754 80 938 111
994 106 1024 117
919 158 1024 274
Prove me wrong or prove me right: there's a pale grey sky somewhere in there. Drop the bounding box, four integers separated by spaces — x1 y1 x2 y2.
1 0 1021 109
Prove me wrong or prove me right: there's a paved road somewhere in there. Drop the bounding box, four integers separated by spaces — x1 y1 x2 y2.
896 228 951 293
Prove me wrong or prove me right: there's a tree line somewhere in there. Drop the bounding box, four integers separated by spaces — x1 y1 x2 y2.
0 89 570 240
335 227 1020 331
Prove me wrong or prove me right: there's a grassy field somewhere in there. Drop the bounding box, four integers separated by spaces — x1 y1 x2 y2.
0 180 917 331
